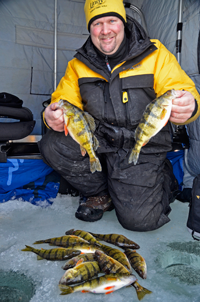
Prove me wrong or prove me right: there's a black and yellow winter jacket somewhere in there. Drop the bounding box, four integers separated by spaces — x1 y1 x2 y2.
46 16 200 153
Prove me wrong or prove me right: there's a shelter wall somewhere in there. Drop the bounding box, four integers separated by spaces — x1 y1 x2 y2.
0 0 199 135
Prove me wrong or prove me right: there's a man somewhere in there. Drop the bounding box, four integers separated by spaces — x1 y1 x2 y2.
39 0 200 231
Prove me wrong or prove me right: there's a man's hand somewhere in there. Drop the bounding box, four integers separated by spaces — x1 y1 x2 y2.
45 102 65 132
169 90 195 124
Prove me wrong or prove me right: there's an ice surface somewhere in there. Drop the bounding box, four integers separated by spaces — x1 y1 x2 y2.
0 195 200 302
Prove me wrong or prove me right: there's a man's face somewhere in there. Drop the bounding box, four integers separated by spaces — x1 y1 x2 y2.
90 16 124 55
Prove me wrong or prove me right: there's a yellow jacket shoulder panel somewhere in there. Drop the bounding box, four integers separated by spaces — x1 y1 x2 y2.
120 39 200 124
51 58 107 110
151 39 200 124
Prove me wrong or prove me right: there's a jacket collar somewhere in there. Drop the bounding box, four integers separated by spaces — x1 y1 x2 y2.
75 15 155 76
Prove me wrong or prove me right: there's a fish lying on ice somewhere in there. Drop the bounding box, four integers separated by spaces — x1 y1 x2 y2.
33 235 88 247
95 250 151 300
21 245 81 261
129 89 176 165
59 273 151 300
124 249 147 279
62 253 96 270
59 273 137 295
95 250 130 275
65 229 101 247
34 234 100 253
101 244 132 272
59 260 100 285
64 243 102 254
58 100 102 173
90 232 140 249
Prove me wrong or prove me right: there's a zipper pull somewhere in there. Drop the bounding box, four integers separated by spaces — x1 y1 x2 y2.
105 56 112 72
122 91 128 103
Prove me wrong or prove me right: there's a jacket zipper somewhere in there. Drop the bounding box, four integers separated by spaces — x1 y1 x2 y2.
105 56 112 73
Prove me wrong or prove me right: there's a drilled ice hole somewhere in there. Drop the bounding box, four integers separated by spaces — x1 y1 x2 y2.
156 241 200 285
0 270 35 302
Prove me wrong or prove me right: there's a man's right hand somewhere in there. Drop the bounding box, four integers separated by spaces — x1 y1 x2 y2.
45 102 65 132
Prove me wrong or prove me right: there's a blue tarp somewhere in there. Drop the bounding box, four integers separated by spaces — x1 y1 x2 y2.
0 159 60 206
167 150 184 190
0 153 184 205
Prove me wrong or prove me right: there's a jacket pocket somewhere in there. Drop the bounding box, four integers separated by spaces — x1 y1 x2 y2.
78 77 106 121
121 74 156 127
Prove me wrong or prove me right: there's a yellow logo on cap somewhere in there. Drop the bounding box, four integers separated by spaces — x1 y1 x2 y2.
90 0 106 10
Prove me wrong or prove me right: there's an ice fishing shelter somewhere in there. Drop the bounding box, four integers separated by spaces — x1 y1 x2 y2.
0 0 145 136
0 0 199 134
1 2 200 301
0 0 200 197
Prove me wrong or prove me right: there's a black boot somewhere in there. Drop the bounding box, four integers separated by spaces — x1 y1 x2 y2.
58 176 79 197
176 188 192 203
75 194 114 222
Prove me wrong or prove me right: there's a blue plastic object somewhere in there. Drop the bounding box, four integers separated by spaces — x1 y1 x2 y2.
167 150 184 190
0 159 60 206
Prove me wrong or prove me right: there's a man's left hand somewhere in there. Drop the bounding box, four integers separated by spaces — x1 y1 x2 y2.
169 90 195 124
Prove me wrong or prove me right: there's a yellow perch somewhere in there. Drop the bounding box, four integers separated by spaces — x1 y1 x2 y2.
33 235 88 247
101 244 132 272
65 243 102 254
129 90 176 165
58 100 102 173
95 250 130 275
59 273 151 300
59 260 100 285
59 273 137 295
90 232 140 249
124 249 147 279
62 253 96 270
94 250 151 300
65 229 102 247
21 245 81 261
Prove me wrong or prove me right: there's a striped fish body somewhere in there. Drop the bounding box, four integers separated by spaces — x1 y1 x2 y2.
95 250 130 275
65 229 102 247
33 235 88 247
62 253 96 270
94 250 152 299
58 100 102 173
59 261 100 285
90 232 140 249
129 90 176 165
65 243 101 254
101 244 131 272
21 245 81 260
59 273 137 295
124 249 147 279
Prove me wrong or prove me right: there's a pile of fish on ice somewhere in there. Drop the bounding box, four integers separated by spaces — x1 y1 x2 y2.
22 229 152 300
